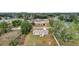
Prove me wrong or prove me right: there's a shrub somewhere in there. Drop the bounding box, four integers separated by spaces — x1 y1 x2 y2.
9 39 19 46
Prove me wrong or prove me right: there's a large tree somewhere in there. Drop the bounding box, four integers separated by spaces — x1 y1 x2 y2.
21 21 32 35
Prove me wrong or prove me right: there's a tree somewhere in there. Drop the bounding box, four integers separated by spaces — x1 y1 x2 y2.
58 15 64 21
21 21 32 35
50 20 64 34
12 20 22 27
70 15 78 23
17 13 23 18
49 19 53 27
0 22 10 33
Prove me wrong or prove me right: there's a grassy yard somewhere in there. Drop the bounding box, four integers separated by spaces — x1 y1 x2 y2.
58 39 79 46
24 32 58 46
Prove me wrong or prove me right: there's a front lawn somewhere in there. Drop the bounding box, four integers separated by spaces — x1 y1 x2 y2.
24 32 58 46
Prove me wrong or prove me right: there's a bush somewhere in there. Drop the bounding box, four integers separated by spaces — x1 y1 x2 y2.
0 22 10 34
12 20 22 27
9 39 19 46
21 20 32 35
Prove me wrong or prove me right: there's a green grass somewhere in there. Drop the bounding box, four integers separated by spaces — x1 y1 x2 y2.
26 33 58 46
27 34 40 45
27 33 48 45
58 39 79 46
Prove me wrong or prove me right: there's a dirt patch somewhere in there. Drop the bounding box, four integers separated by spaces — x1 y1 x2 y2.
0 30 20 46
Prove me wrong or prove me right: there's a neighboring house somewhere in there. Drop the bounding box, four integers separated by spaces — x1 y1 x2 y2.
32 19 49 36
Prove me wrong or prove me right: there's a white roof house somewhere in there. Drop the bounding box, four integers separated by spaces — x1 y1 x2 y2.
33 27 48 36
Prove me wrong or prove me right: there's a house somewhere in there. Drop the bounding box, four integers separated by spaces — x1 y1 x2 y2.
32 19 49 36
32 19 49 26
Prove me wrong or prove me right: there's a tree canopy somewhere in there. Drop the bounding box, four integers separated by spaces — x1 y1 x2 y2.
21 20 32 35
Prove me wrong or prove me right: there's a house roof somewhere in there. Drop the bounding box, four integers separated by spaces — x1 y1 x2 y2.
33 19 49 24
